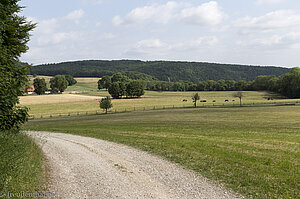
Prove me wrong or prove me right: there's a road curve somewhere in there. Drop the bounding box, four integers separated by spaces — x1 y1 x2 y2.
27 131 241 199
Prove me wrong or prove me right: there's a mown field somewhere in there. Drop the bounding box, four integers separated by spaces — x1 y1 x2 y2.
0 131 45 197
23 106 300 199
22 76 300 117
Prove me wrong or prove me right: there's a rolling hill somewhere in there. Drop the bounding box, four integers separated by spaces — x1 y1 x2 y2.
29 60 290 83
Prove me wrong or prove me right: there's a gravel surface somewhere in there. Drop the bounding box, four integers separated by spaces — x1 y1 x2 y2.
27 131 242 199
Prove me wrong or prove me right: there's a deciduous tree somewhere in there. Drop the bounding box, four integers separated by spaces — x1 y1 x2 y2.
192 93 200 108
33 78 47 95
65 75 77 86
233 91 244 107
98 76 111 90
0 0 35 131
99 96 113 114
126 81 145 98
50 75 68 93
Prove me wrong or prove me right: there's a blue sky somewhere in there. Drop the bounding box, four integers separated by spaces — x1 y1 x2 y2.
20 0 300 67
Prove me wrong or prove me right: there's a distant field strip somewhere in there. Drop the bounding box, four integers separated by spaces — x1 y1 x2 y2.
19 94 100 105
21 91 300 118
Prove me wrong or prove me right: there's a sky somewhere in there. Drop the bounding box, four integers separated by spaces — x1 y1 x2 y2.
19 0 300 67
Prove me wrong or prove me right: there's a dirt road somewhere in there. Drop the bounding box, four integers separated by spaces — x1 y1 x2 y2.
27 131 241 199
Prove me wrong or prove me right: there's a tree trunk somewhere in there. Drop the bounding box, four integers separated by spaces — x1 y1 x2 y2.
105 108 108 114
239 98 242 107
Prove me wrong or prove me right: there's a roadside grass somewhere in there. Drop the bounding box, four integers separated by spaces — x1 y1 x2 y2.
23 106 300 199
0 131 45 197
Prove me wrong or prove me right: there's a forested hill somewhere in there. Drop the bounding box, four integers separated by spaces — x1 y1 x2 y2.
30 60 290 82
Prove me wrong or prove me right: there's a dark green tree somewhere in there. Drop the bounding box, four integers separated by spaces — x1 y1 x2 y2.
111 72 129 83
99 96 113 114
252 75 276 91
192 93 200 108
278 68 300 98
65 75 77 86
126 81 145 98
0 0 35 131
50 75 68 93
98 76 111 90
108 81 127 99
33 78 47 95
108 82 121 99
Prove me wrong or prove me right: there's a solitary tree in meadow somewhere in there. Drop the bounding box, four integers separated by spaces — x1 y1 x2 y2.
192 93 200 108
99 97 113 114
233 91 244 106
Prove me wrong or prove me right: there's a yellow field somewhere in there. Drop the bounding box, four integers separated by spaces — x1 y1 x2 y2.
19 94 100 105
20 90 300 117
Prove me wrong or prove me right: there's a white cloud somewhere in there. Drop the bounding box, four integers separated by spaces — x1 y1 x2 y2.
36 18 58 34
179 1 225 26
31 9 87 46
37 32 79 45
113 1 225 26
171 36 219 51
125 36 219 57
255 0 286 5
136 39 167 48
113 1 179 25
81 0 105 5
235 10 300 32
237 32 300 49
65 9 85 23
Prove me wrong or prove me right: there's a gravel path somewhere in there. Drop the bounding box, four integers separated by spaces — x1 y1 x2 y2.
27 131 241 199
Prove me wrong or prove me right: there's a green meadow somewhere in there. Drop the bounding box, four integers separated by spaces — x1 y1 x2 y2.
23 106 300 199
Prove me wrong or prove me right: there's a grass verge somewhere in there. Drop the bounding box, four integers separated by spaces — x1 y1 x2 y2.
0 130 45 198
23 106 300 199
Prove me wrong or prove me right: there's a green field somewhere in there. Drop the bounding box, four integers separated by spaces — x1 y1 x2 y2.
21 89 300 117
0 131 46 197
24 76 300 117
23 106 300 199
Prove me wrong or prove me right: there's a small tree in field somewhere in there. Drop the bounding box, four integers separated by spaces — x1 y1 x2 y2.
99 97 113 114
192 93 200 108
233 91 244 106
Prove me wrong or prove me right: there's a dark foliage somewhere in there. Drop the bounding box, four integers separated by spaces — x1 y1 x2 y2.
0 0 35 131
33 78 47 95
29 60 289 82
50 75 68 93
65 75 77 86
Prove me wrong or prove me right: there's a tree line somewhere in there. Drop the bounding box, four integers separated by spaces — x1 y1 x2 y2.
98 73 145 99
101 68 300 99
33 75 77 95
29 59 290 82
